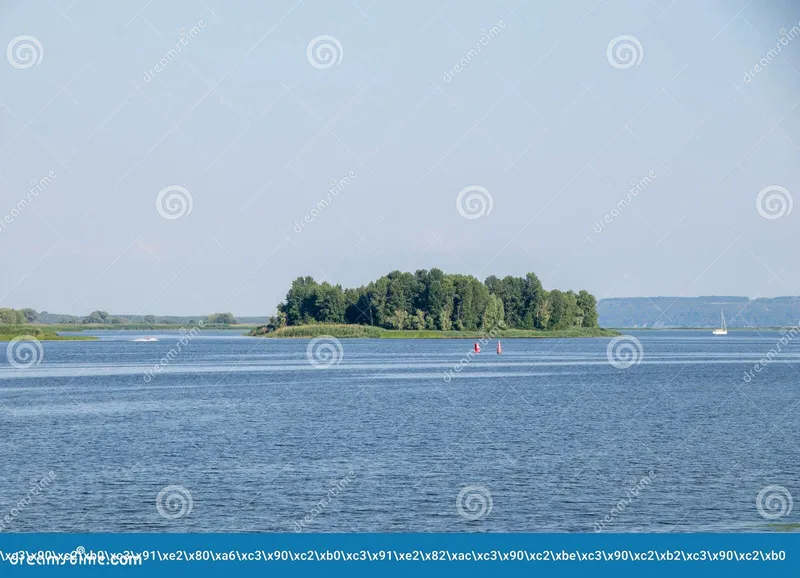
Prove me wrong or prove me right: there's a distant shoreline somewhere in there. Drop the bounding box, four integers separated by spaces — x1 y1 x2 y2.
57 323 257 331
0 326 97 342
250 324 619 339
608 327 790 331
0 323 255 342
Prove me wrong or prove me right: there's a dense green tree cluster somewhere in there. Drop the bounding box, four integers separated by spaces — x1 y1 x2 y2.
206 312 237 324
80 311 143 325
271 269 598 331
1 309 241 326
82 310 110 324
0 308 36 324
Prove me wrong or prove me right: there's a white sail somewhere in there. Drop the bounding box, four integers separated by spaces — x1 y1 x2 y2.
712 310 727 335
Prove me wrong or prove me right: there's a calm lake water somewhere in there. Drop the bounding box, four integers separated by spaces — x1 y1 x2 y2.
0 330 798 532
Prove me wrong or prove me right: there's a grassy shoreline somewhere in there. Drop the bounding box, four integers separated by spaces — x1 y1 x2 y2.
608 326 788 331
0 325 97 342
0 323 256 342
45 323 256 331
250 324 619 339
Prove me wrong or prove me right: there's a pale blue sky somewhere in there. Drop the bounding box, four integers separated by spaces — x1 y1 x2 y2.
1 0 799 315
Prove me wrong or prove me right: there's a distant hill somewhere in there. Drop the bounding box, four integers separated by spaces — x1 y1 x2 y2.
597 296 800 328
34 312 268 325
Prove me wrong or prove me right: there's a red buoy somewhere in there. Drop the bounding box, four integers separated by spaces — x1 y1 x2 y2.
474 342 480 353
497 340 502 354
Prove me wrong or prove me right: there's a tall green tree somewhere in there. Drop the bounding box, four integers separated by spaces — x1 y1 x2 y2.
522 272 544 329
284 276 318 325
207 312 236 324
577 290 598 327
482 294 505 330
313 282 346 323
20 308 38 323
82 311 110 324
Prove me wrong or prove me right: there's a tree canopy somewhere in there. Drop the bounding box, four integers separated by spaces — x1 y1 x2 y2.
206 312 236 324
0 308 28 324
269 270 599 332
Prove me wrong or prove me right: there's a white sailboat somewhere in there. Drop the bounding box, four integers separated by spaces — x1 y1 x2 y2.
712 310 727 335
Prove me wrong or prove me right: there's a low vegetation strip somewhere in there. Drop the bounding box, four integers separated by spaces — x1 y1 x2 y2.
0 325 96 342
251 324 618 339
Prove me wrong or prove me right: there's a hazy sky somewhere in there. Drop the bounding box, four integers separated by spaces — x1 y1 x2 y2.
1 0 800 315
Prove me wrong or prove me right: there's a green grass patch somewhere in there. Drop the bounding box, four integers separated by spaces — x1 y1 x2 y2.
0 325 97 341
251 324 619 339
765 522 800 532
253 324 385 338
54 323 255 331
382 327 619 339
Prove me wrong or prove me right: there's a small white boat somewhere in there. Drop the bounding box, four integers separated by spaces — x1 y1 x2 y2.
132 336 159 342
712 311 727 335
